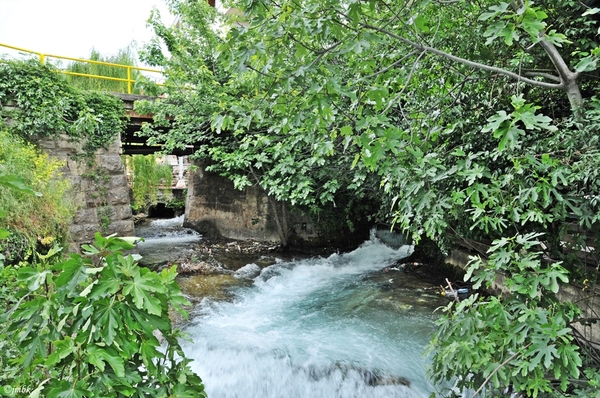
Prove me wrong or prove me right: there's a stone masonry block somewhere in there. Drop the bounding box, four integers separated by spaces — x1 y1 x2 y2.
106 185 130 206
99 155 125 174
110 205 133 221
72 208 98 224
106 220 135 237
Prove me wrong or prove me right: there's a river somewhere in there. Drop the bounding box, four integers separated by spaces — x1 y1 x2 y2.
136 218 456 397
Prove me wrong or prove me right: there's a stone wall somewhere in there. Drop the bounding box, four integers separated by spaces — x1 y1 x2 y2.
38 134 134 252
184 162 318 243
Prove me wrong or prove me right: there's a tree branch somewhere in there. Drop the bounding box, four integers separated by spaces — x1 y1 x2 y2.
472 343 532 397
523 71 562 83
355 21 565 90
361 50 418 81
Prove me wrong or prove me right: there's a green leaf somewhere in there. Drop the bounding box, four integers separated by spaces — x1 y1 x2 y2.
30 379 51 398
413 14 430 33
46 337 76 366
496 124 523 151
479 2 510 21
55 257 86 288
340 125 353 136
575 56 598 72
93 299 120 345
86 345 125 377
18 267 51 291
0 175 42 196
80 244 100 256
22 335 47 368
122 271 165 316
582 7 600 16
46 381 90 398
170 383 207 398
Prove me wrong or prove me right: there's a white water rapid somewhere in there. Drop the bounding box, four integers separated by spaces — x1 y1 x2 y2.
135 215 202 267
181 233 450 398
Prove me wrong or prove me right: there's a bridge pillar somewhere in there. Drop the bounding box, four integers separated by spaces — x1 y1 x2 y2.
39 134 134 252
183 162 282 242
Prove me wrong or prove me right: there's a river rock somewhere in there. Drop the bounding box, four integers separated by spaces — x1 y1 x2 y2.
234 263 261 279
306 362 411 388
178 260 230 275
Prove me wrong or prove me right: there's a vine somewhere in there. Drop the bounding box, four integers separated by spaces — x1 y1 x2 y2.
127 154 173 212
0 59 127 159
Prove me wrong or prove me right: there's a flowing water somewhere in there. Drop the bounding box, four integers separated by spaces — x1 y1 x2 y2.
135 215 202 267
178 233 453 398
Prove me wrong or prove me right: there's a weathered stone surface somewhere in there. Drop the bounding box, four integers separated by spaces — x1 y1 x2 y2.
39 133 134 251
100 155 125 174
184 162 326 245
183 219 222 238
84 223 100 240
106 220 135 237
106 184 130 206
72 208 98 224
57 138 79 150
68 225 85 240
110 174 128 187
110 205 133 221
559 284 600 351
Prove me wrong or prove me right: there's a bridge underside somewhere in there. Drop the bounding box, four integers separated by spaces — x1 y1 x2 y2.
117 93 201 156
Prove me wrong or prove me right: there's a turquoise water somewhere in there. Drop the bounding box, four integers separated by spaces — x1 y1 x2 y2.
181 234 451 397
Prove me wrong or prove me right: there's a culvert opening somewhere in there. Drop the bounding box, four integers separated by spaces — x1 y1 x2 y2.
147 203 176 218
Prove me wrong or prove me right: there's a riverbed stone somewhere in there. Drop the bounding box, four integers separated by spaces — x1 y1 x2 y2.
233 263 261 279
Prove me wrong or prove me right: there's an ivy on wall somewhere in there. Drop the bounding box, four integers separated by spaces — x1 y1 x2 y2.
0 59 127 158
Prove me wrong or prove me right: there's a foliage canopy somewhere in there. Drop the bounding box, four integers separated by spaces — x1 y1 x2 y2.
139 0 600 395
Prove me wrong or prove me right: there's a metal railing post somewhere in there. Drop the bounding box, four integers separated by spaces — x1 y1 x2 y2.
127 66 132 94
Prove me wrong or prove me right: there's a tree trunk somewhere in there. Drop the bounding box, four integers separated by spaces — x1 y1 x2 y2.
539 39 584 119
268 195 289 247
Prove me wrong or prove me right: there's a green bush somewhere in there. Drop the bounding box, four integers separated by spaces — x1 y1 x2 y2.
0 130 72 261
0 59 127 158
428 233 586 396
0 233 207 397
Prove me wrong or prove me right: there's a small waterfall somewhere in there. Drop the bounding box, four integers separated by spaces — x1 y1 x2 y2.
182 234 450 398
135 215 201 267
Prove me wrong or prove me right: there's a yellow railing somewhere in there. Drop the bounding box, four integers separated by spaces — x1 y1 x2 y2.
0 42 163 94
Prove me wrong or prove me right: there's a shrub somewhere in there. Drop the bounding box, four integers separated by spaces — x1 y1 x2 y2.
0 130 72 262
1 234 207 397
